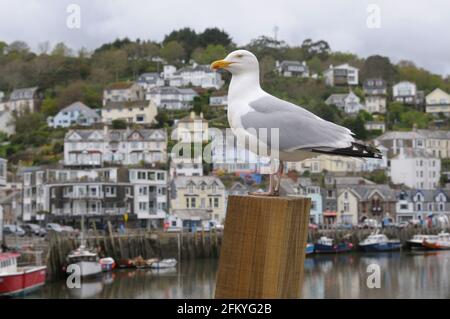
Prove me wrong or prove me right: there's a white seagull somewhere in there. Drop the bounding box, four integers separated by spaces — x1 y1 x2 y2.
211 50 382 196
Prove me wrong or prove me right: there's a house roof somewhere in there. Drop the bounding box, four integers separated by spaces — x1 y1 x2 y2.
58 102 100 119
396 189 450 202
416 129 450 140
9 87 38 100
377 130 423 141
391 148 436 159
149 86 197 95
338 184 396 201
64 129 167 142
106 82 135 90
172 176 224 189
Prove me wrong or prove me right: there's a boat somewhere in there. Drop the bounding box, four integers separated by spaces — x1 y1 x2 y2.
305 243 315 255
314 237 353 253
99 257 115 272
406 234 438 250
0 252 47 297
67 245 102 277
422 232 450 250
150 258 177 269
359 233 401 252
117 258 135 269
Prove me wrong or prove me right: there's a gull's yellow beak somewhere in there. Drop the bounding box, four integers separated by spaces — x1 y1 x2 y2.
210 59 232 70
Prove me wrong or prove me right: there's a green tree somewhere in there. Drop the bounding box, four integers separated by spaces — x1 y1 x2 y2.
51 42 73 57
160 41 185 64
192 44 227 64
111 119 127 129
361 55 397 83
40 96 58 116
198 28 232 47
163 28 198 59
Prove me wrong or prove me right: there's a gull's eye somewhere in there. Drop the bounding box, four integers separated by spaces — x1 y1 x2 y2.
236 54 244 58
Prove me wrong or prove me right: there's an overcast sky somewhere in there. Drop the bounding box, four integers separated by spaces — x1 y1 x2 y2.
1 0 449 76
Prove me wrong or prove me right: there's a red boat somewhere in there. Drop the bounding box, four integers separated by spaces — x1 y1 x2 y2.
0 252 47 297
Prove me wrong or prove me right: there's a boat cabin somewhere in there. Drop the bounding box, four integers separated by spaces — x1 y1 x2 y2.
0 253 20 274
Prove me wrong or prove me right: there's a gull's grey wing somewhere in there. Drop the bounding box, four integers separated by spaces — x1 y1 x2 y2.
242 95 354 151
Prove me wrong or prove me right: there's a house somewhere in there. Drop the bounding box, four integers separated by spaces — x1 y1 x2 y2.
325 91 363 114
163 64 224 89
396 189 450 223
287 154 366 174
392 81 424 106
170 176 226 223
376 129 450 159
277 60 309 77
102 100 157 125
364 121 386 132
280 177 323 224
209 92 228 108
323 64 359 86
210 129 272 174
425 88 450 116
168 209 212 232
147 86 197 110
170 161 203 177
172 111 209 143
20 167 167 228
0 111 15 136
103 82 143 106
137 73 165 91
363 79 387 114
0 190 21 224
0 87 40 114
0 158 6 187
64 128 167 167
390 148 440 189
47 102 101 128
337 184 396 225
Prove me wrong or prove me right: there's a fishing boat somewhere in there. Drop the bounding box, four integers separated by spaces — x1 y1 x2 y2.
67 245 102 277
359 233 401 252
0 252 47 297
422 232 450 250
99 257 115 272
314 236 353 253
150 258 177 269
305 243 315 255
406 234 438 250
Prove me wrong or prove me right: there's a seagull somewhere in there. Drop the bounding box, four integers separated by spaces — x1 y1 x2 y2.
211 50 382 196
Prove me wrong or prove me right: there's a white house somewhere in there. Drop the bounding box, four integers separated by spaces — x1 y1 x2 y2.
47 101 101 128
0 111 15 136
0 87 39 114
64 128 167 167
325 91 363 114
364 121 386 132
363 79 387 114
162 64 224 89
390 148 441 190
103 82 144 106
392 81 418 105
147 86 197 110
137 73 165 91
324 64 359 86
277 60 309 77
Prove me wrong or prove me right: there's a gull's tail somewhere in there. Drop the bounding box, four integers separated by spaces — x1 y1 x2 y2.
311 142 382 159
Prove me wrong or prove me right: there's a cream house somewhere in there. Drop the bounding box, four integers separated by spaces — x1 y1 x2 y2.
102 100 157 125
288 155 364 174
426 88 450 115
337 187 359 225
170 176 226 223
103 82 143 106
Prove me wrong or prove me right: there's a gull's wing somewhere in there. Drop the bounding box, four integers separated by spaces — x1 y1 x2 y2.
241 94 355 151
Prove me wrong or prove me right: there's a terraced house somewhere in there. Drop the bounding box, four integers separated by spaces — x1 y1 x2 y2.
64 128 167 167
396 189 450 223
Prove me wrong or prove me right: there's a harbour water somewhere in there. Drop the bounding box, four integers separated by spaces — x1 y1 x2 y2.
25 251 450 299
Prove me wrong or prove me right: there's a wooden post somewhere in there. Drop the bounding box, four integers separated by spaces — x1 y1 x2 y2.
215 195 310 299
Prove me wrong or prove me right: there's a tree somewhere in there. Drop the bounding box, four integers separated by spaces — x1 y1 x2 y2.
40 96 58 116
163 28 198 59
192 44 227 64
51 42 73 57
37 41 51 54
92 49 128 81
259 55 275 83
361 55 397 83
111 119 127 129
198 28 232 47
160 41 185 64
6 41 30 55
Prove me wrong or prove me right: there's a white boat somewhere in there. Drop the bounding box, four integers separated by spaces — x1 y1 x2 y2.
359 233 401 252
67 245 102 277
99 257 115 272
150 258 177 269
422 232 450 250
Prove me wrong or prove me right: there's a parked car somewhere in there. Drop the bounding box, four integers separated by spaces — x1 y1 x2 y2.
3 224 26 236
46 223 64 233
22 223 47 237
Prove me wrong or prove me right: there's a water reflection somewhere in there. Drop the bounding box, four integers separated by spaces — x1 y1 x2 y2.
27 252 450 299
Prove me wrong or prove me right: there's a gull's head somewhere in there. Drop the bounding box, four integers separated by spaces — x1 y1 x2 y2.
210 50 259 75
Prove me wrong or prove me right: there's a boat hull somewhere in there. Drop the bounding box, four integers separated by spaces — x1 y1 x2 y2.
314 243 352 254
0 266 47 297
71 261 102 277
406 241 426 250
360 242 402 252
305 244 315 255
422 241 450 250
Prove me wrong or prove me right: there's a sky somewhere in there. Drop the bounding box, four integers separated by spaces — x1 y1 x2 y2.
1 0 449 76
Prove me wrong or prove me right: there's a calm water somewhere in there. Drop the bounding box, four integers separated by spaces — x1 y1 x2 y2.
26 251 450 299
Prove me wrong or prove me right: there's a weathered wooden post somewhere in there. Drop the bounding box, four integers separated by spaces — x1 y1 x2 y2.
215 195 310 299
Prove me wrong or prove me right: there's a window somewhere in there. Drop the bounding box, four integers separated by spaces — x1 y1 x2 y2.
157 172 164 180
191 197 196 208
214 197 219 208
344 203 350 212
400 204 408 210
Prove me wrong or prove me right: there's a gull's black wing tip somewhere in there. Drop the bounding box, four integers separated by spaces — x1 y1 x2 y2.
311 142 383 159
